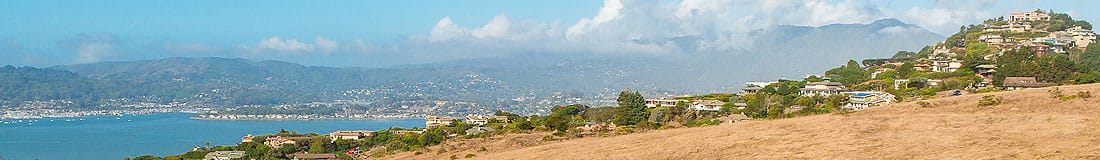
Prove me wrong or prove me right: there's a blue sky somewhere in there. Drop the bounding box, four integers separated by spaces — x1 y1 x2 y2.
1 0 1098 67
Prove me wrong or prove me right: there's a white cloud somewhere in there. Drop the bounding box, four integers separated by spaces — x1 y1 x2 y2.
244 37 339 54
62 33 120 63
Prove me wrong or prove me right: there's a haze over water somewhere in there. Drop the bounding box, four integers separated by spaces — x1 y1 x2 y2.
0 113 424 160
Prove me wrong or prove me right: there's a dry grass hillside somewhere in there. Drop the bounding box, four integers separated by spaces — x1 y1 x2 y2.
398 84 1100 160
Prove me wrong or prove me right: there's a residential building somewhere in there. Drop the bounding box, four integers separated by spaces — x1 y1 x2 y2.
932 60 963 72
204 151 246 160
465 115 509 125
1068 26 1097 50
799 81 845 96
841 91 896 111
979 33 1005 46
1008 11 1050 22
426 116 458 128
732 103 747 110
264 136 311 148
1003 77 1056 90
739 86 763 95
329 130 374 142
241 134 254 143
692 100 725 111
290 153 337 160
913 64 932 71
975 65 998 86
893 79 944 89
644 99 681 108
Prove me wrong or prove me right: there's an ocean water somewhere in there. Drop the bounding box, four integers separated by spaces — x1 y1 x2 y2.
0 113 424 160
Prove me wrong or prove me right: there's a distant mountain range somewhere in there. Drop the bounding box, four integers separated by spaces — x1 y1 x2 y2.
1 19 943 114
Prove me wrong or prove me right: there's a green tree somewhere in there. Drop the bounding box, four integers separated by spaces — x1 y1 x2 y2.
614 90 646 125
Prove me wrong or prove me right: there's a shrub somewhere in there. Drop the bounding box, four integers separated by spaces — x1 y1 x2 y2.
465 153 477 158
916 101 932 108
1078 91 1092 99
1048 87 1064 99
978 95 1001 107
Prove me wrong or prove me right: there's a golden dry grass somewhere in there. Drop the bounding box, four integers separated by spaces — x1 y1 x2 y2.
396 84 1100 160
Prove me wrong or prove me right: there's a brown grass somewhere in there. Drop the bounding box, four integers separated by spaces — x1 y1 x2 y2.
394 84 1100 160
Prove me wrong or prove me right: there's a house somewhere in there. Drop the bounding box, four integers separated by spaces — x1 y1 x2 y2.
799 81 845 96
465 126 497 135
1068 26 1097 50
241 134 254 143
1002 77 1056 90
466 115 509 125
893 79 944 89
979 33 1005 46
204 151 246 160
841 91 895 111
329 130 374 142
1008 11 1050 22
725 113 751 123
975 65 998 86
692 100 725 111
264 136 311 148
290 153 337 160
732 103 747 110
644 99 682 108
426 116 458 128
739 86 763 95
986 23 1034 32
932 60 962 72
913 64 932 71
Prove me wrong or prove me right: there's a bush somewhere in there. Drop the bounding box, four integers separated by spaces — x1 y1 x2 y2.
916 101 932 108
1078 91 1092 99
978 95 1001 107
1049 87 1065 99
465 153 477 158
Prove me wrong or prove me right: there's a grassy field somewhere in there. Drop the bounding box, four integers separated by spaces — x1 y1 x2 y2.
393 84 1100 160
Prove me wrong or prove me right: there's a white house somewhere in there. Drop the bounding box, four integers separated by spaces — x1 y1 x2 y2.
841 91 896 111
799 81 845 96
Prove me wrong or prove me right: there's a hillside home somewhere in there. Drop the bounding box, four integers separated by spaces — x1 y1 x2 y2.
985 23 1033 32
841 91 896 111
1068 26 1097 50
1002 77 1056 90
465 115 509 125
913 64 932 71
241 134 254 143
931 46 957 59
740 86 763 95
644 99 681 108
426 116 458 128
264 136 311 148
692 100 725 111
893 79 944 89
290 153 337 160
932 60 963 72
204 151 246 160
799 81 845 96
1008 11 1050 22
979 33 1006 46
975 64 998 86
329 130 374 142
733 103 747 110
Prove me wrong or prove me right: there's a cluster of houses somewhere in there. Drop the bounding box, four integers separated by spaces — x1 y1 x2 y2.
642 99 733 111
739 80 895 111
878 11 1092 89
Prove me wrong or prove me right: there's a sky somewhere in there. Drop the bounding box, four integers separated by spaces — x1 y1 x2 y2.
1 0 1098 67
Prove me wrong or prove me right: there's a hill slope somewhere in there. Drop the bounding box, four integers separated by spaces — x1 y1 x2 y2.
419 84 1100 159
